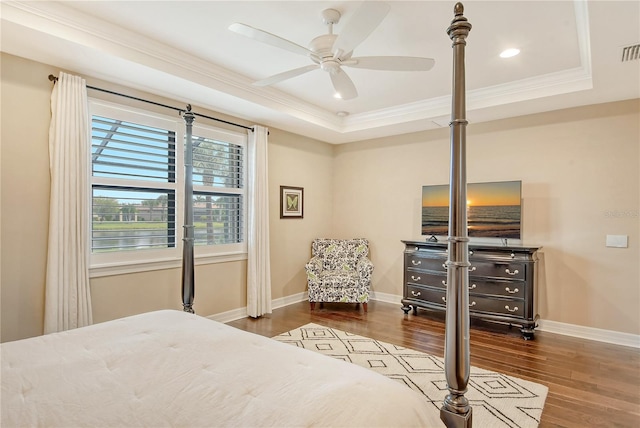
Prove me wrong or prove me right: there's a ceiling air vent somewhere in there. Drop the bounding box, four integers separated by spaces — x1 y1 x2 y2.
621 44 640 62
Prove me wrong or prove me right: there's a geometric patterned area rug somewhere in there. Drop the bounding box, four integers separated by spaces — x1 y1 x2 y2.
274 323 548 428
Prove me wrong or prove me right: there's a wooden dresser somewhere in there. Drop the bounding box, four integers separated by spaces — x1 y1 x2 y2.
401 240 540 339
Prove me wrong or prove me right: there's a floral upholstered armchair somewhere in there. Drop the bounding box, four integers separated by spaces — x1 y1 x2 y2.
305 238 373 312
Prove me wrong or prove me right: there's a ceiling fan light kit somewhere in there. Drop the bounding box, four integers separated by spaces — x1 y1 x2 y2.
229 2 435 100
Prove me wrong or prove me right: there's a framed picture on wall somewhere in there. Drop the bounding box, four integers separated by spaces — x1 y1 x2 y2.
280 186 304 219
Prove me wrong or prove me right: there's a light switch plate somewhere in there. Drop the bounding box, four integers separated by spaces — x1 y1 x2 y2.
606 234 628 248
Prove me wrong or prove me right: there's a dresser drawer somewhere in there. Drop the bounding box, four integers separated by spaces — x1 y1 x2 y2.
406 271 447 289
468 260 525 280
468 279 525 299
406 254 446 272
467 295 524 318
406 284 446 306
438 294 524 317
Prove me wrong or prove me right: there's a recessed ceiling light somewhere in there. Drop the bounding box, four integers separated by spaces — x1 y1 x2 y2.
336 111 349 117
333 92 342 99
500 48 520 58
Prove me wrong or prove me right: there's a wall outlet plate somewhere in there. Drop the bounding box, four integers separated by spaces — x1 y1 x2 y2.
606 234 628 248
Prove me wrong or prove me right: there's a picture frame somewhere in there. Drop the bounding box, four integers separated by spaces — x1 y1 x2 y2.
280 186 304 219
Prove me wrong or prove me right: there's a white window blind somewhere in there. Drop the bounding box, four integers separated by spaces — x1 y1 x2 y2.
92 116 176 182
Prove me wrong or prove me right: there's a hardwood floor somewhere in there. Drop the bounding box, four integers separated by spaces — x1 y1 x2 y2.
227 300 640 428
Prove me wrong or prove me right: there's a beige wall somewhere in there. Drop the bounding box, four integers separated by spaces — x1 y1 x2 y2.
1 55 52 342
2 51 638 342
0 53 333 341
334 100 640 335
268 129 334 301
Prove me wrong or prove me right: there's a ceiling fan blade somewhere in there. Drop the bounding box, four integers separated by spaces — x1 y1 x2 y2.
330 69 358 100
332 2 391 58
229 23 312 57
344 56 435 71
253 64 319 86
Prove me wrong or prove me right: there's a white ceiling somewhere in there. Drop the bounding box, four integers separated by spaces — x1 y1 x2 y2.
2 1 639 144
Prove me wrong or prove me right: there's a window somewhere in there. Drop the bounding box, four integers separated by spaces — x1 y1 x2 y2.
89 101 247 275
191 135 244 246
91 115 177 253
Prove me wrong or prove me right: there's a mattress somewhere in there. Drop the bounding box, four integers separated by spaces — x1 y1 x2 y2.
1 310 442 427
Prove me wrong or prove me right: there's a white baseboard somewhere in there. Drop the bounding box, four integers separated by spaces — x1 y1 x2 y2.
210 291 640 349
370 291 403 305
537 319 640 349
207 307 247 324
273 291 308 310
206 292 308 324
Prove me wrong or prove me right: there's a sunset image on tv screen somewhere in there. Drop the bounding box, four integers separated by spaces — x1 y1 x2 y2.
422 181 521 239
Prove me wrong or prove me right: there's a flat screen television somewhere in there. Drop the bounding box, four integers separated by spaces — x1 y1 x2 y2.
422 180 522 239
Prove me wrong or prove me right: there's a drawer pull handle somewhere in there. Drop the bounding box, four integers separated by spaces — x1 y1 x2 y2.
505 305 519 313
505 287 519 294
412 260 422 266
505 268 519 276
470 283 477 290
469 250 474 255
442 296 476 308
411 275 421 281
441 263 475 272
442 280 447 286
411 290 421 297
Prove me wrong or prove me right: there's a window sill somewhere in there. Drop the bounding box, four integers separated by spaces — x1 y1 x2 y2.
89 252 248 278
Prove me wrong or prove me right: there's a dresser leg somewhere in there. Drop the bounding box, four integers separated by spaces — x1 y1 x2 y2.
401 304 411 315
521 325 536 340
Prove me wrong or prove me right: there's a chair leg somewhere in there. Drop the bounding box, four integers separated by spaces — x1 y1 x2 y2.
363 302 368 312
310 302 315 310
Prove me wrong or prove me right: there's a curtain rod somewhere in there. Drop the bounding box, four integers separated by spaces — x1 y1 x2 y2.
48 74 253 132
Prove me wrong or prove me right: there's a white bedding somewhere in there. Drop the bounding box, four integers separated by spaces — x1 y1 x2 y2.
2 310 441 427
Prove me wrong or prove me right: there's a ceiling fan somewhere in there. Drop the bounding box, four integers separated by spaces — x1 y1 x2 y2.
229 2 435 100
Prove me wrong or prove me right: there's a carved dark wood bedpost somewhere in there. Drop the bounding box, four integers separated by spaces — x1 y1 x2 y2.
181 105 195 313
441 3 473 428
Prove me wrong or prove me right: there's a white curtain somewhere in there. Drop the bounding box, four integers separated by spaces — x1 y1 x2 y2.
44 72 93 334
246 125 272 317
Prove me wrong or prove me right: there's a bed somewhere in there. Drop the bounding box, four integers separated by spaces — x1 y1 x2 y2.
1 310 441 427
